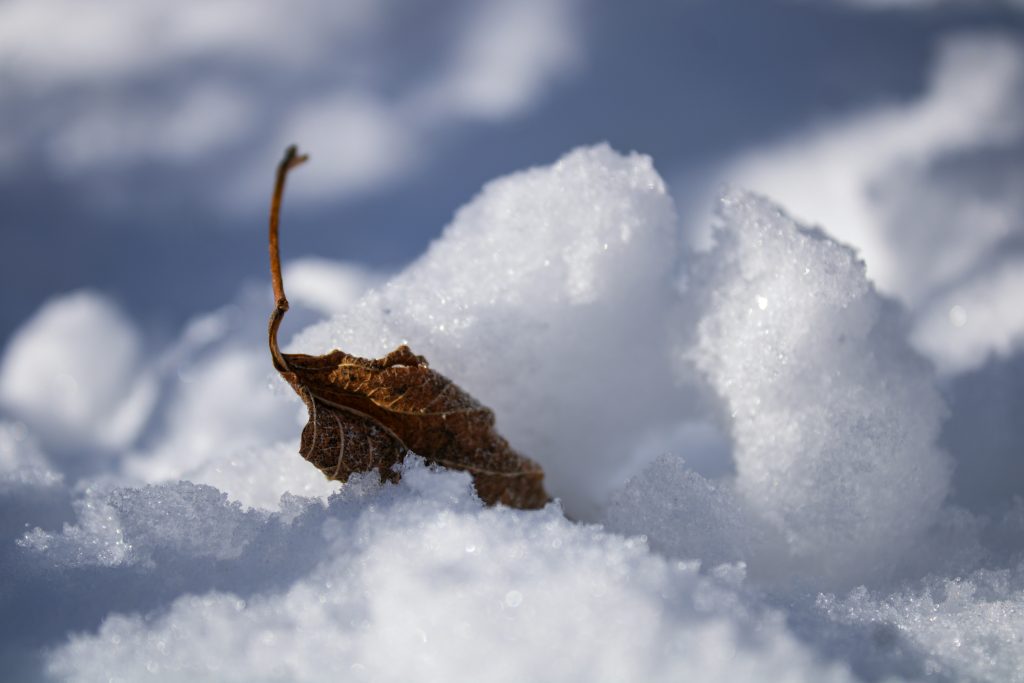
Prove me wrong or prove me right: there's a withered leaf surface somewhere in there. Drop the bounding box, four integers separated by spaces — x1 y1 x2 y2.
267 146 550 510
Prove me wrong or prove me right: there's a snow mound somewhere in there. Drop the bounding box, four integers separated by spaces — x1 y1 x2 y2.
293 144 702 517
691 191 951 588
44 461 855 683
2 143 1021 681
20 482 273 568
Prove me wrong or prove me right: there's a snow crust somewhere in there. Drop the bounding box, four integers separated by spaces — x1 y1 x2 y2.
817 562 1024 682
1 145 1023 681
42 462 855 683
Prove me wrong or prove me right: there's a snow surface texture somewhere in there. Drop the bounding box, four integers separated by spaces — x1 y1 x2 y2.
691 193 951 588
291 145 699 518
2 146 1023 681
42 463 856 683
702 32 1024 522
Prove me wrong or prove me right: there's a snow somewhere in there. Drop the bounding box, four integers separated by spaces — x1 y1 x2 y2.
0 0 582 206
817 562 1024 682
0 291 157 456
910 258 1024 374
118 287 350 510
605 454 777 570
690 191 951 589
42 462 856 683
282 259 383 317
835 0 1023 9
1 144 1023 681
712 34 1024 377
0 421 62 491
292 144 695 518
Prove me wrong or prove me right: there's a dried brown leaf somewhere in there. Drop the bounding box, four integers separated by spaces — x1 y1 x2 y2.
267 146 550 510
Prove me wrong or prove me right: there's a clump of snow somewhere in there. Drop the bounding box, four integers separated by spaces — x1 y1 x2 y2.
690 191 951 588
44 460 856 683
0 291 156 456
816 562 1024 683
293 144 706 517
20 482 274 568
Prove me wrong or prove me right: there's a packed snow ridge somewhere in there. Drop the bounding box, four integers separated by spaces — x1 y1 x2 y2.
1 145 1022 682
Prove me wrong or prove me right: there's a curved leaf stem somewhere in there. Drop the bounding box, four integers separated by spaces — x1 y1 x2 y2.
268 144 309 373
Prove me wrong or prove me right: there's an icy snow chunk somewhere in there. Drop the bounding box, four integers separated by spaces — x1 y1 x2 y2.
818 562 1024 683
19 491 130 567
21 482 271 567
692 191 951 588
0 290 156 453
293 144 701 517
47 460 856 683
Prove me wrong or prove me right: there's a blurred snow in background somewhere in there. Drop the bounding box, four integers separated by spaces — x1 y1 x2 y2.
2 1 1023 681
0 0 580 205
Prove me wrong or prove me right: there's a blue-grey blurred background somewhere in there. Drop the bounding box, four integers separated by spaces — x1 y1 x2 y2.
3 0 1020 346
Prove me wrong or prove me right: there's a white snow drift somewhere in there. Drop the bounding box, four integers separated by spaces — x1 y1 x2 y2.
1 145 1022 682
